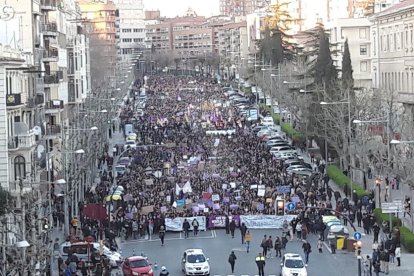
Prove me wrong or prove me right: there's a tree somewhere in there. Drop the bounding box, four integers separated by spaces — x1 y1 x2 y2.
314 28 337 91
257 1 295 65
0 188 13 216
341 39 354 90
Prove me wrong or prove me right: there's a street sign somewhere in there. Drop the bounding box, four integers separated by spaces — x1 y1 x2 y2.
287 202 295 211
353 232 362 241
381 201 403 213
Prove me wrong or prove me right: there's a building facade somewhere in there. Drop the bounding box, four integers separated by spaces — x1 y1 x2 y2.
328 17 372 90
114 0 146 60
219 0 271 17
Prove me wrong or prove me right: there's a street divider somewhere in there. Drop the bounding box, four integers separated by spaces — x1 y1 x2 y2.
281 122 303 142
326 165 369 201
373 208 414 253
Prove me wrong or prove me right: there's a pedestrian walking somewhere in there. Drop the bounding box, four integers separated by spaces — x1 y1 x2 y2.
274 237 282 257
296 223 302 240
395 246 401 266
229 219 236 238
245 230 252 253
255 253 265 276
159 224 166 246
192 219 199 236
372 223 380 243
266 236 273 258
183 219 190 238
225 215 230 234
228 251 237 273
240 222 247 244
302 240 312 264
317 239 323 253
260 235 268 256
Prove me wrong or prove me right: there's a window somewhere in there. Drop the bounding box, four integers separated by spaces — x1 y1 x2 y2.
122 38 132 43
122 28 132 33
360 45 367 55
14 156 26 180
360 61 367 72
359 28 367 39
133 38 143 43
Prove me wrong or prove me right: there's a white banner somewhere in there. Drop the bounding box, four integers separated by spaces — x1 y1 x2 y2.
240 215 297 229
165 216 206 232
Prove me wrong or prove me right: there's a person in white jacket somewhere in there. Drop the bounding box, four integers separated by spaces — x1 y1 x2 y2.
395 246 401 267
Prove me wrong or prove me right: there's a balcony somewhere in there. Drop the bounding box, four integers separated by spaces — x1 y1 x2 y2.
6 93 22 107
45 100 64 109
27 92 45 108
45 124 61 136
40 0 57 10
42 23 57 36
44 72 62 86
8 132 36 151
43 48 59 62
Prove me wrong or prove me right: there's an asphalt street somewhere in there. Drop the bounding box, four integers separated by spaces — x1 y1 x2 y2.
117 229 360 276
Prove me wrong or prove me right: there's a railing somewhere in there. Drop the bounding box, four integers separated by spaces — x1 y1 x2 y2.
40 0 57 8
43 48 58 59
42 23 57 33
44 74 59 84
45 124 61 135
8 132 36 149
45 100 64 109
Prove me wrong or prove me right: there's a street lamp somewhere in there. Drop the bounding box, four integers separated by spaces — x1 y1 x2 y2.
376 177 382 207
320 97 353 198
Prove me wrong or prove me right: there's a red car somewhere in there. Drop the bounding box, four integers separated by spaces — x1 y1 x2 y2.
122 256 154 276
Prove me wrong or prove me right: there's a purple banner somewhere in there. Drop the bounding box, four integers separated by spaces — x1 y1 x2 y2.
208 214 240 229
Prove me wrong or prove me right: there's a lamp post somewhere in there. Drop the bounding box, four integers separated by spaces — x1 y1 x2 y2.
321 93 353 198
376 177 382 208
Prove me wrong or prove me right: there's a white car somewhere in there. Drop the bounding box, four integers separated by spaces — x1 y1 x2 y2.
280 253 307 276
124 140 137 150
261 116 274 126
181 249 210 276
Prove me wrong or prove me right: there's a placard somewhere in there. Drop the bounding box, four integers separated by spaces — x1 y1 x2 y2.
145 179 154 186
141 205 154 215
212 194 220 201
258 189 265 197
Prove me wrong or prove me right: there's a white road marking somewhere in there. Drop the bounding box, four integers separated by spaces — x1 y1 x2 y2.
121 234 215 244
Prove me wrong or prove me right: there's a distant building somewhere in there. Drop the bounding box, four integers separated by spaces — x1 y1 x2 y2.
328 17 372 90
77 0 117 89
219 0 271 17
113 0 146 60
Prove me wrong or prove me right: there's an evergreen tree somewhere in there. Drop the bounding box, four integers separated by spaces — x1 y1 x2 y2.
314 29 337 90
341 38 354 90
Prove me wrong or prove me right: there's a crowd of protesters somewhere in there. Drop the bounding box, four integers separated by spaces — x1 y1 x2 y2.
58 74 404 275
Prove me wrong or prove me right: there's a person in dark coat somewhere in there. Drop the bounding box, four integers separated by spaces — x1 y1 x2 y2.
183 219 190 238
255 253 265 276
225 215 230 234
229 220 236 238
228 251 237 273
240 223 247 244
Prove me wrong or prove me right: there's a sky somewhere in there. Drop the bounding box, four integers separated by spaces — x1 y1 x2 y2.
143 0 220 17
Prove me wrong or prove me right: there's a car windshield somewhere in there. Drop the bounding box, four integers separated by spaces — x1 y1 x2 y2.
285 259 305 268
129 259 149 268
187 254 206 263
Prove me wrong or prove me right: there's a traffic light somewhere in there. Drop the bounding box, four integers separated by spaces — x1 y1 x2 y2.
354 241 362 256
276 200 285 216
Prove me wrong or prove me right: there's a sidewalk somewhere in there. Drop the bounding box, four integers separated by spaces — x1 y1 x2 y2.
273 120 414 273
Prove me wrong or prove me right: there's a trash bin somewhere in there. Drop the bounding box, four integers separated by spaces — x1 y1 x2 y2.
346 238 356 252
336 235 346 250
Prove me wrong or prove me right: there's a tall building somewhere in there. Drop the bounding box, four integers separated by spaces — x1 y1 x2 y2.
77 0 117 89
328 18 372 90
220 0 271 17
370 0 414 119
113 0 146 60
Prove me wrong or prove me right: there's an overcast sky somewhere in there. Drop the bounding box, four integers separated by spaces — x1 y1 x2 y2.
143 0 220 17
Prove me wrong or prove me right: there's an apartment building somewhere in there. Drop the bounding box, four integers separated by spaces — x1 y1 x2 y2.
219 0 271 17
328 17 372 90
218 21 249 73
77 0 117 89
370 0 414 123
145 9 219 59
114 0 146 60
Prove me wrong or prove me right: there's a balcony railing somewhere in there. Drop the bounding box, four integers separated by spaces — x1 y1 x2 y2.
8 132 36 150
44 74 60 84
6 93 22 106
45 100 64 109
40 0 57 9
45 124 61 135
43 48 59 59
42 23 57 34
